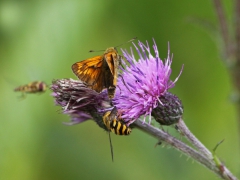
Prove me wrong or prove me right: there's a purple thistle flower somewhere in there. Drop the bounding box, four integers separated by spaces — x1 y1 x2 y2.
112 39 184 125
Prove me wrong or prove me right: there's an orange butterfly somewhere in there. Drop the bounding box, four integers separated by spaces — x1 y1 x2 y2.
72 47 120 99
71 38 137 99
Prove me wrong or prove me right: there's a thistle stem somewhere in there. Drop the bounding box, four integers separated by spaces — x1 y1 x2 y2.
177 118 212 159
133 119 238 180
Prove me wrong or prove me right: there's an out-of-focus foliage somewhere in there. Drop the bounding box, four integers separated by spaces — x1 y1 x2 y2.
0 0 238 180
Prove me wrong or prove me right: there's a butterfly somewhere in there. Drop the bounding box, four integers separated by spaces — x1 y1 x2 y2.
71 38 137 99
72 47 120 99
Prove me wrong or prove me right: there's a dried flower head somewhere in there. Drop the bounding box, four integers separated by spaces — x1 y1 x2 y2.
51 79 111 129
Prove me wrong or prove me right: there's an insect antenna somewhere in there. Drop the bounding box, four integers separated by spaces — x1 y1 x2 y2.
89 49 105 53
89 37 137 53
114 37 137 48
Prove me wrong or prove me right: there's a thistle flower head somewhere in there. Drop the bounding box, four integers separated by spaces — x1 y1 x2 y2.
151 92 183 125
112 39 183 125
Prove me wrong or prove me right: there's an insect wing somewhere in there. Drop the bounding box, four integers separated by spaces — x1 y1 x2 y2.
72 56 104 93
103 50 120 98
108 106 118 121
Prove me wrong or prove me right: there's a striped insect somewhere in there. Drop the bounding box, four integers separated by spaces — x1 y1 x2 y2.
14 81 47 98
102 107 131 162
103 107 131 135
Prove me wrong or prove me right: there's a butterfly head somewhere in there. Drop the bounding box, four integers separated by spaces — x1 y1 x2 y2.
104 47 118 54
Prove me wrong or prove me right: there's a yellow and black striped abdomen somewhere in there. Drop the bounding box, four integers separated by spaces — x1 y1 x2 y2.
110 120 131 135
102 111 131 136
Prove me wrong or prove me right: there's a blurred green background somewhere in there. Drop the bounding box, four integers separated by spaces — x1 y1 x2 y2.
0 0 239 179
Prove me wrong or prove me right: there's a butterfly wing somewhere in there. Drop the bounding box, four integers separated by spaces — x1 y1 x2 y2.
72 56 105 92
103 50 120 98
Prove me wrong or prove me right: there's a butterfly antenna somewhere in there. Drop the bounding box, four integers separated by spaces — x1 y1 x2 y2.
108 131 114 162
115 37 137 48
89 37 137 52
89 49 105 53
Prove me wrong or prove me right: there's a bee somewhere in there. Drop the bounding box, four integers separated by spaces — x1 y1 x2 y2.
14 81 47 98
102 107 131 162
71 38 137 99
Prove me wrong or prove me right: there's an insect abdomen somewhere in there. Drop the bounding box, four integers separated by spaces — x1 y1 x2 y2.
102 109 132 135
110 120 131 135
37 82 47 92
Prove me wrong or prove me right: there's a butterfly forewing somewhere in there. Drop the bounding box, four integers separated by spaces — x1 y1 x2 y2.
72 56 105 92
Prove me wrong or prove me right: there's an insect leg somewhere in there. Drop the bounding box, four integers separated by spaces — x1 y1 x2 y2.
119 75 133 94
108 131 114 162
